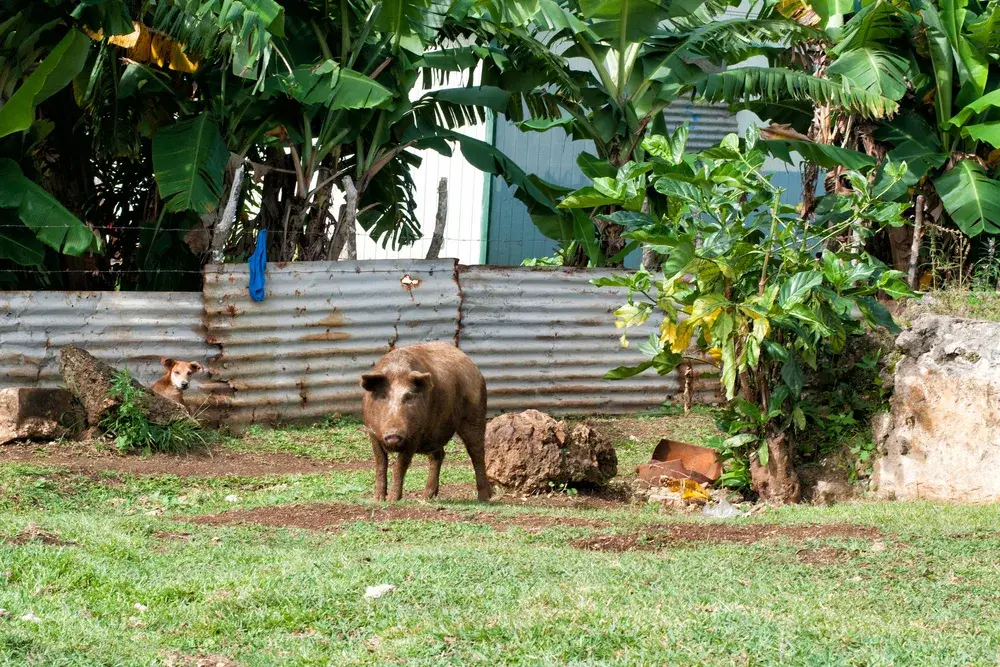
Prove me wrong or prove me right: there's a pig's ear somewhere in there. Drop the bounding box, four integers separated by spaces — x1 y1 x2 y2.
410 372 433 391
360 373 386 392
161 358 176 371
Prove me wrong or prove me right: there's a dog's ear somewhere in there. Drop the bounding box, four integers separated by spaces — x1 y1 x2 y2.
190 362 203 373
360 373 386 392
161 358 176 371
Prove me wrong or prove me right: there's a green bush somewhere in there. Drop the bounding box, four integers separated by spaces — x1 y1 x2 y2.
100 369 204 454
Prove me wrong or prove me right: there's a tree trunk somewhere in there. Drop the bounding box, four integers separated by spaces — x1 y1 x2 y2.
908 195 925 289
749 429 801 504
426 177 449 259
328 176 358 260
59 346 193 427
597 219 627 268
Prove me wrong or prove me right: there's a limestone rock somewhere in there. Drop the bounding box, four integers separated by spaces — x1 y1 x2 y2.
0 388 83 445
484 410 617 492
872 314 1000 502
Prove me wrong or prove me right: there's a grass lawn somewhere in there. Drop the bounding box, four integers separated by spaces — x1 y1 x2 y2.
2 412 999 666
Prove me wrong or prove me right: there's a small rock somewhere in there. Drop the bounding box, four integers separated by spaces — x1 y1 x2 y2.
224 495 239 503
364 584 396 599
134 603 148 613
20 611 41 623
870 540 887 553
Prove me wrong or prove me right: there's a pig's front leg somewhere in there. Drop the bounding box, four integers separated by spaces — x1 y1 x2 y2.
389 449 414 502
371 437 388 501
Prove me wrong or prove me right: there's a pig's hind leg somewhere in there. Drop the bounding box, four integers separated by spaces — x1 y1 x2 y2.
425 448 445 500
457 421 492 502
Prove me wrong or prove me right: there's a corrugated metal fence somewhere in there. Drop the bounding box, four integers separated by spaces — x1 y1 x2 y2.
2 261 719 422
0 291 215 388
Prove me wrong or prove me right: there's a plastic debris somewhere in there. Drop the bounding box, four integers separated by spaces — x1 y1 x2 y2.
224 494 239 503
364 584 396 599
702 498 745 519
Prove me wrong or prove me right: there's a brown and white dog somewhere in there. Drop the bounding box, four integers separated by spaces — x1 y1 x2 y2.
152 358 202 413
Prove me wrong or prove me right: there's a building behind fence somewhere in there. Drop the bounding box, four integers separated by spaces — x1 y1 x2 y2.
1 261 720 423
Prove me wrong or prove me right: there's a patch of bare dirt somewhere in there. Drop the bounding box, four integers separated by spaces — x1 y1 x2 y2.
571 523 882 552
429 483 631 510
796 547 853 565
0 442 369 477
187 502 609 533
3 523 75 547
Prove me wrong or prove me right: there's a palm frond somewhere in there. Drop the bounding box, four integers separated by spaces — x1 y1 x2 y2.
695 66 898 118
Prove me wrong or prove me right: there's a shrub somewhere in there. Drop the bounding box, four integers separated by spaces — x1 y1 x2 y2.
100 369 204 454
576 126 914 501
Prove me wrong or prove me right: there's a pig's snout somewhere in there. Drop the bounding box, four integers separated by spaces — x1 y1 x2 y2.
383 433 404 448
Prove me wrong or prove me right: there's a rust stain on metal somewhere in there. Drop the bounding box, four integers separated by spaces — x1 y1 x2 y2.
315 309 345 327
224 304 239 317
297 379 308 405
299 331 350 342
400 274 422 291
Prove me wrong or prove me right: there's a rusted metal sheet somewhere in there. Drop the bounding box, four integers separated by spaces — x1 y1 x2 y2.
202 259 461 423
456 266 720 415
0 291 213 390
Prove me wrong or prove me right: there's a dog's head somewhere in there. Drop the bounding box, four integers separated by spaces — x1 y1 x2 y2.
161 358 202 391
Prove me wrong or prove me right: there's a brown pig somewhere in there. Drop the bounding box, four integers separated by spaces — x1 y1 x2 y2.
361 342 492 503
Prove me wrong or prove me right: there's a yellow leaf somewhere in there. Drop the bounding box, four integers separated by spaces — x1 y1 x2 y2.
128 24 152 62
680 480 711 501
707 347 722 362
150 34 169 68
671 321 694 354
169 43 199 73
619 333 630 349
108 22 141 49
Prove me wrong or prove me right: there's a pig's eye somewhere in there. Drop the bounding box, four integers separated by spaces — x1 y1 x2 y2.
403 392 415 402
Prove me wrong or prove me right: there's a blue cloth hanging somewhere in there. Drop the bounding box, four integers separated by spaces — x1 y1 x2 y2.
248 229 267 303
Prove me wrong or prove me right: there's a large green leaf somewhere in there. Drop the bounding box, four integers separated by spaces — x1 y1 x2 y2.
152 115 229 214
330 70 393 109
919 2 955 129
826 48 909 101
0 160 99 256
948 88 1000 128
873 113 947 197
831 1 905 55
961 122 1000 146
377 0 451 52
934 160 1000 236
0 29 91 139
940 0 988 101
0 214 45 267
425 86 511 112
760 139 876 170
282 62 393 109
695 67 897 118
576 0 674 44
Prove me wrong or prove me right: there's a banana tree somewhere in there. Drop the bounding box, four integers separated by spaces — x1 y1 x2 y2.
764 0 1000 258
1 0 553 283
471 0 898 264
